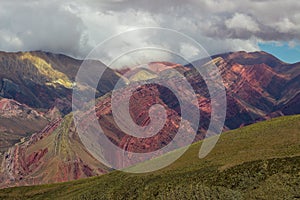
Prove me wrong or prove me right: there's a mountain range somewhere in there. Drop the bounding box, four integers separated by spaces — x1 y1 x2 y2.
0 50 299 188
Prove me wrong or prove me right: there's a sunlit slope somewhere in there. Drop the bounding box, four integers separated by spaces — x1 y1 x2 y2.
0 114 299 199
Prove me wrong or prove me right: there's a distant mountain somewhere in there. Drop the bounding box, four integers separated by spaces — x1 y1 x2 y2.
0 51 78 114
0 51 123 114
0 114 299 199
213 51 300 117
0 98 48 154
0 50 299 187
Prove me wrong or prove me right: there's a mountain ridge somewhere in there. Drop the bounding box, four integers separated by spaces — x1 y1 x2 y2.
0 50 299 187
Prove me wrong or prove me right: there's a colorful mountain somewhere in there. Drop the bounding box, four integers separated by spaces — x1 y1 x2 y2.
0 50 299 188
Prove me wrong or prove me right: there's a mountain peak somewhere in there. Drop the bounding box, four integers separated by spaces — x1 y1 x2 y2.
218 51 287 68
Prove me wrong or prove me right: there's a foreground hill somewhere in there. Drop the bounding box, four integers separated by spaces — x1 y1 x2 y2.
0 114 299 199
0 114 108 188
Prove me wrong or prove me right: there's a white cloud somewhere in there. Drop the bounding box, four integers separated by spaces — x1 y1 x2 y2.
225 13 260 32
288 40 297 48
180 43 201 60
274 18 297 33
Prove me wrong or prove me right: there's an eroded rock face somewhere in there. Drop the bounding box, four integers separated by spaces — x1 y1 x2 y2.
0 117 108 188
90 52 300 158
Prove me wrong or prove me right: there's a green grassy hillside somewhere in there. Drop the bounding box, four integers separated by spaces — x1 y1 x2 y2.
0 115 299 200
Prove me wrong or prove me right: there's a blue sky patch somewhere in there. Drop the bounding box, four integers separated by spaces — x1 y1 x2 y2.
259 41 300 64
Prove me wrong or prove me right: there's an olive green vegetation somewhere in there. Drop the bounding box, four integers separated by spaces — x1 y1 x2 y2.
19 52 73 88
0 115 299 200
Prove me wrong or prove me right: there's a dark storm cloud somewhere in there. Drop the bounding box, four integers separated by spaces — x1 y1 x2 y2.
93 0 300 40
0 0 299 58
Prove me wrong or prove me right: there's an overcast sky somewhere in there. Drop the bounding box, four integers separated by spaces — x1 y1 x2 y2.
0 0 299 62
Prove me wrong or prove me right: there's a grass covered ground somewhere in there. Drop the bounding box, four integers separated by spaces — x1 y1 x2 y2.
0 115 299 200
